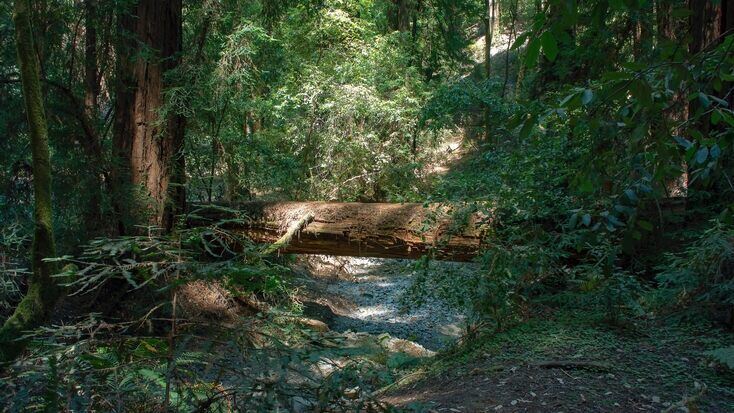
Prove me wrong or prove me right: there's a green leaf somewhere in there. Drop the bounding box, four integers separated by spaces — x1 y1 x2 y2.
581 89 593 105
568 213 578 228
609 0 625 10
80 354 114 369
561 91 582 110
602 71 632 81
710 144 721 159
607 214 625 227
519 115 537 139
615 204 634 214
673 136 692 149
138 368 166 387
541 31 559 61
638 220 653 231
122 270 139 288
582 214 592 227
578 176 594 193
698 93 711 109
711 109 722 125
624 189 638 203
695 147 709 164
525 38 541 68
710 95 729 107
560 91 579 106
721 109 734 126
511 32 530 50
630 79 652 107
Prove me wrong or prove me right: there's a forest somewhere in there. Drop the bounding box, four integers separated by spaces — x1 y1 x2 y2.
1 0 734 411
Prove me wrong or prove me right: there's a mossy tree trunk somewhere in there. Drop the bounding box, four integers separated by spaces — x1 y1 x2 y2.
0 0 60 363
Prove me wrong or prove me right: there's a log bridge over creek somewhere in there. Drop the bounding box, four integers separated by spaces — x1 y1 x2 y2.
190 202 494 262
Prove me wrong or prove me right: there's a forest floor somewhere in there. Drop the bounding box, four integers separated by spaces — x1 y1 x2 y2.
382 312 734 412
292 256 734 413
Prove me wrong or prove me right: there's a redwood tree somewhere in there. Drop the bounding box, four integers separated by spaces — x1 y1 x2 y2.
113 0 185 233
484 0 495 142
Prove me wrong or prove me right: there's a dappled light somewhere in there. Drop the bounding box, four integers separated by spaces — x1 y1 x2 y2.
2 0 734 412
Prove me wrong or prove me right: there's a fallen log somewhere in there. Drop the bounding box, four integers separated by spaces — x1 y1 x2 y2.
190 202 492 261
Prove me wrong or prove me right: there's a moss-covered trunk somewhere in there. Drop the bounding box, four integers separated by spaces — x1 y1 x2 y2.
0 0 60 363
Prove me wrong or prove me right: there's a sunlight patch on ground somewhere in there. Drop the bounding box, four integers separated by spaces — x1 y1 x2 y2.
428 133 467 175
306 256 469 350
470 33 513 64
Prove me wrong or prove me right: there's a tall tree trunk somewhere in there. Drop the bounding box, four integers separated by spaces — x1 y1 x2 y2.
388 0 410 32
112 0 185 233
688 0 724 136
685 1 731 195
655 0 674 44
82 0 104 237
84 0 99 118
411 0 420 41
0 0 60 362
689 0 723 55
110 4 135 235
633 3 653 60
485 0 494 80
501 0 518 99
398 0 410 32
484 0 495 142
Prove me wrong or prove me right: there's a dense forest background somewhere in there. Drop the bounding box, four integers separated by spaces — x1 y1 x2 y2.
1 0 734 411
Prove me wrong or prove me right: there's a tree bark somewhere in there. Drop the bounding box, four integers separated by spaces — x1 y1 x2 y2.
192 202 492 261
501 0 518 99
484 0 495 142
687 0 727 139
0 0 60 362
84 0 99 118
388 0 411 32
82 0 104 237
655 0 674 44
689 0 724 55
112 0 185 233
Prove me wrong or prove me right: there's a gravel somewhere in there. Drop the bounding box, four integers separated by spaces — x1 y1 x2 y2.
305 256 468 351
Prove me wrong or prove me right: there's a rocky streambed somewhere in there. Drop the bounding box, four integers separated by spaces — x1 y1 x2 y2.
296 256 471 351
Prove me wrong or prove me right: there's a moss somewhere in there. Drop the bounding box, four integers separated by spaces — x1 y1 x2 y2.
0 0 60 363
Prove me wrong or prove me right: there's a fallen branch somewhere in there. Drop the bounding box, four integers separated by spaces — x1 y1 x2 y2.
263 213 315 255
